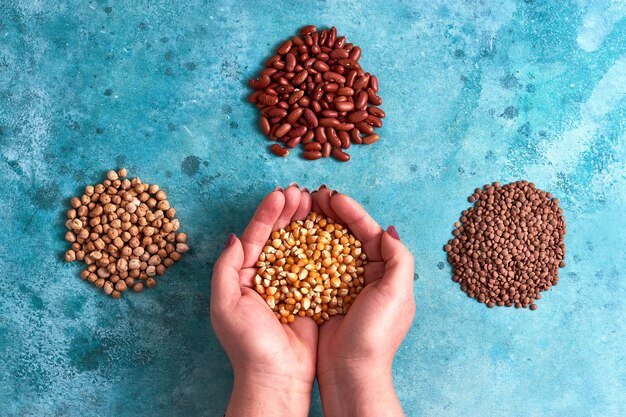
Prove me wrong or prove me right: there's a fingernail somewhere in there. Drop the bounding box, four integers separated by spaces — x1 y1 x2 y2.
387 225 400 241
330 190 340 197
319 184 327 190
226 233 237 247
274 186 283 192
288 182 299 188
302 187 310 192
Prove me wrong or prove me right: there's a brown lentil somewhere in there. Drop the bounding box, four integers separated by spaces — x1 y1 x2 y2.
444 181 566 310
64 168 188 298
256 212 367 325
249 25 385 162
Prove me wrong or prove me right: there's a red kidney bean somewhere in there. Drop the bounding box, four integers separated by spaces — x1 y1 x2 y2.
336 123 355 131
347 110 368 123
355 90 368 110
293 69 308 85
275 85 294 94
322 142 332 158
299 96 311 107
248 91 260 103
304 150 322 160
313 60 329 72
269 117 282 124
266 54 281 67
303 109 318 128
319 29 328 45
329 48 349 59
273 60 285 70
337 58 359 69
269 124 278 139
368 106 385 118
258 92 279 106
321 110 339 117
323 93 334 103
292 35 304 46
260 68 278 78
329 27 338 46
353 76 368 90
278 77 290 86
336 87 354 96
338 130 351 149
323 71 346 84
319 118 340 128
300 25 316 36
304 33 313 46
289 90 305 104
260 117 271 135
369 75 379 92
277 101 289 109
326 127 341 148
286 137 301 148
267 107 287 118
277 40 293 55
314 126 328 144
275 123 292 138
349 46 361 61
285 53 296 72
363 133 379 145
287 107 304 124
365 115 382 128
355 122 374 135
335 101 354 112
271 144 289 157
289 126 307 138
316 53 329 62
323 83 339 92
312 83 324 101
311 100 322 113
304 142 322 152
345 70 357 87
302 130 315 143
331 148 350 162
349 128 362 144
249 75 270 89
367 88 382 105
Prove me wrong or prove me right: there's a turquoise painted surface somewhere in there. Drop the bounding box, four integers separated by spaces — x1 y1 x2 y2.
1 0 625 416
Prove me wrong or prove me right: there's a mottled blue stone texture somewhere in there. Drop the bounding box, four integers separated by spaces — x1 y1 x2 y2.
1 0 625 416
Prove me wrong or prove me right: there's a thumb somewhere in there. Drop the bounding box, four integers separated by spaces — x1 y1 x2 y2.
380 227 414 295
211 233 244 307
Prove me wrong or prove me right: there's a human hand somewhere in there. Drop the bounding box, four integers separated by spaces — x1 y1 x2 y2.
210 185 318 417
312 186 415 417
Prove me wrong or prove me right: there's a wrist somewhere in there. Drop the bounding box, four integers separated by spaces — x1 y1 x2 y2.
226 369 313 417
318 361 404 417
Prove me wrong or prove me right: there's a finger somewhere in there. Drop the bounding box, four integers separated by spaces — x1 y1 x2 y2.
274 184 301 229
292 188 312 221
314 187 340 220
239 267 257 288
211 234 244 306
379 231 414 294
330 193 383 261
363 261 385 286
311 190 322 214
241 190 286 268
287 316 318 350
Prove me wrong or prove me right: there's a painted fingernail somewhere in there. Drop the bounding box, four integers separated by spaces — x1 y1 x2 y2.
387 225 400 241
288 182 299 188
302 187 310 192
330 190 340 197
225 233 237 247
274 186 283 192
319 184 327 190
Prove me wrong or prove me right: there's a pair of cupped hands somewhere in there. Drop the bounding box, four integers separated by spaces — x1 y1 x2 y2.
211 184 415 417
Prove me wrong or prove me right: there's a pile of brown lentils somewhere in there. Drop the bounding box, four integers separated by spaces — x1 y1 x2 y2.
444 181 566 310
248 25 384 162
64 169 189 298
255 212 367 325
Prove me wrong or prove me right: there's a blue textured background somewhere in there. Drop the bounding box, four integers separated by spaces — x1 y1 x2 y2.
1 1 625 416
